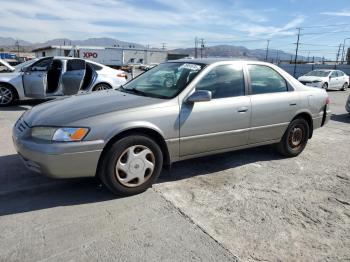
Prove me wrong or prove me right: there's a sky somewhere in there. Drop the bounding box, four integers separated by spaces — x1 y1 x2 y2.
0 0 350 58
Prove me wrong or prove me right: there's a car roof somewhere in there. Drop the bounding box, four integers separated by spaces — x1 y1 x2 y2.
167 58 256 65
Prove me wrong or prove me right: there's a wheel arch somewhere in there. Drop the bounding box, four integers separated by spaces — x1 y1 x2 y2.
96 126 171 177
292 111 313 138
0 82 19 99
92 82 113 91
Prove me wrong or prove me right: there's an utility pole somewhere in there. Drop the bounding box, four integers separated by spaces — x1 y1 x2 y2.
275 49 279 64
15 40 20 58
265 39 270 62
307 51 310 63
200 38 205 58
336 43 342 64
161 43 166 50
194 37 198 58
293 27 301 77
341 38 350 64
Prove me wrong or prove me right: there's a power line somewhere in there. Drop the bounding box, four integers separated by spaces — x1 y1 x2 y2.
299 23 349 29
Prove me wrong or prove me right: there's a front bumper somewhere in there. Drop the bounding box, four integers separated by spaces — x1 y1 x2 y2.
346 97 350 113
12 121 104 179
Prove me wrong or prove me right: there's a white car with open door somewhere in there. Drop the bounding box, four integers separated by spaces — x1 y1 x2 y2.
0 57 127 106
298 69 349 91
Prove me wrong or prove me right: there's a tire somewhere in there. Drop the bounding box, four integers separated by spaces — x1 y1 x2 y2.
322 82 328 90
93 83 112 91
0 85 16 107
277 118 310 157
99 135 163 196
341 82 348 91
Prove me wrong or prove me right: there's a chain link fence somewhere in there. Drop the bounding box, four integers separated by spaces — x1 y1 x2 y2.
277 63 350 78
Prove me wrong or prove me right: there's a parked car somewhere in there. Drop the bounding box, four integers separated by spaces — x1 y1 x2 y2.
140 63 159 71
13 59 331 196
0 57 127 106
346 93 350 113
298 69 349 91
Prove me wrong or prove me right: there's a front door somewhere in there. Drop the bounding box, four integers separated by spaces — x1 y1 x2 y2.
179 63 251 157
22 57 53 98
61 59 86 95
247 64 300 144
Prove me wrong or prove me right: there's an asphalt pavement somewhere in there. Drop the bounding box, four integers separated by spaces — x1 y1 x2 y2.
0 90 349 261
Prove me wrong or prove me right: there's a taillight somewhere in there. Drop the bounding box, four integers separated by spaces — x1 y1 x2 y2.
117 73 126 78
326 96 330 105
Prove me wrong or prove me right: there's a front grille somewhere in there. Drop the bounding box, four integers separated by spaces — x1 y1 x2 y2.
300 81 312 84
16 118 29 133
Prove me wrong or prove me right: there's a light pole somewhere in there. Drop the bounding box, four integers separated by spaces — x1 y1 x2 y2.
341 38 350 64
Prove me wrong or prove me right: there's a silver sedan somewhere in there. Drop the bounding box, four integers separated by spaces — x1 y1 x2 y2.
13 59 331 195
0 56 127 106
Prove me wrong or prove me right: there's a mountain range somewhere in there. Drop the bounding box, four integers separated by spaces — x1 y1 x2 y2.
0 37 320 61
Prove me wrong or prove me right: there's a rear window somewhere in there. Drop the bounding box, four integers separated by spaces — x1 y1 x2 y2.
87 62 103 71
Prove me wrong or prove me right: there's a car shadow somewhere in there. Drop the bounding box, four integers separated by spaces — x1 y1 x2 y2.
331 113 350 124
0 145 281 216
0 99 47 111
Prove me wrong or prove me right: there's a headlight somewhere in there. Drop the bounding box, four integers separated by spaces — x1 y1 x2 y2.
30 127 89 142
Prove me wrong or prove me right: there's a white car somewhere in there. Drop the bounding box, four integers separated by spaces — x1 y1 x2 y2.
0 56 127 106
346 94 350 113
298 69 349 91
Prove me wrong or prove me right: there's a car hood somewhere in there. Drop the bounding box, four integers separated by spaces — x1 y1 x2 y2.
23 90 163 126
0 59 15 71
298 76 326 82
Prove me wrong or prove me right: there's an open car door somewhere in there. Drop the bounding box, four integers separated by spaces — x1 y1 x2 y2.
61 59 86 95
22 57 53 98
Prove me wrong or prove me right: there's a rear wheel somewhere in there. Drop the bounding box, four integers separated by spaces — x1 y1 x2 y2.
93 83 112 91
341 82 348 91
99 135 163 196
277 118 309 157
0 85 16 106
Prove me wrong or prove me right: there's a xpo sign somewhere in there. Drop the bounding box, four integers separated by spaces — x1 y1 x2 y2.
79 48 123 66
83 52 98 58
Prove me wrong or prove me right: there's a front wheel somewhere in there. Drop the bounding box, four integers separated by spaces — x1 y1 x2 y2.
322 82 328 90
277 118 310 157
99 135 163 196
93 83 112 91
0 85 16 107
341 82 348 91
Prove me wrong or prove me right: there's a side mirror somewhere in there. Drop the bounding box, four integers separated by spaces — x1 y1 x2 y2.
186 90 212 103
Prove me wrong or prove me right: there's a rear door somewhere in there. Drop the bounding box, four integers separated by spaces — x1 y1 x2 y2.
61 59 86 95
22 57 53 98
247 64 299 144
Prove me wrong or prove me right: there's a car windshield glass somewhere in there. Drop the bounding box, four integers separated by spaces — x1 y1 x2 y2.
14 59 37 71
305 70 330 77
122 62 205 99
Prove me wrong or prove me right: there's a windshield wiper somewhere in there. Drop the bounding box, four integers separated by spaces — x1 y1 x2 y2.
119 86 148 97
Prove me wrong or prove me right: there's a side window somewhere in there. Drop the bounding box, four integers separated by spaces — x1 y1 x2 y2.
87 62 102 71
31 58 52 71
248 65 288 95
337 71 344 76
67 59 85 71
196 64 245 99
330 71 338 78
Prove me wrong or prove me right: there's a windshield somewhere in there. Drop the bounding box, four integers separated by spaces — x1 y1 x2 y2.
14 59 37 71
305 70 330 77
122 62 205 99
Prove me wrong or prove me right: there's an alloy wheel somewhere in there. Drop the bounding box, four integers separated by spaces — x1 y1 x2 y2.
0 86 14 105
115 145 155 187
94 84 111 91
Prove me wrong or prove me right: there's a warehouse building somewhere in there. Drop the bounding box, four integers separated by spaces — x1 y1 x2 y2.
32 45 168 67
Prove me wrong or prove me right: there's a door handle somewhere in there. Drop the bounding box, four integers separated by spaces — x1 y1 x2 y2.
237 106 248 113
289 102 297 106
